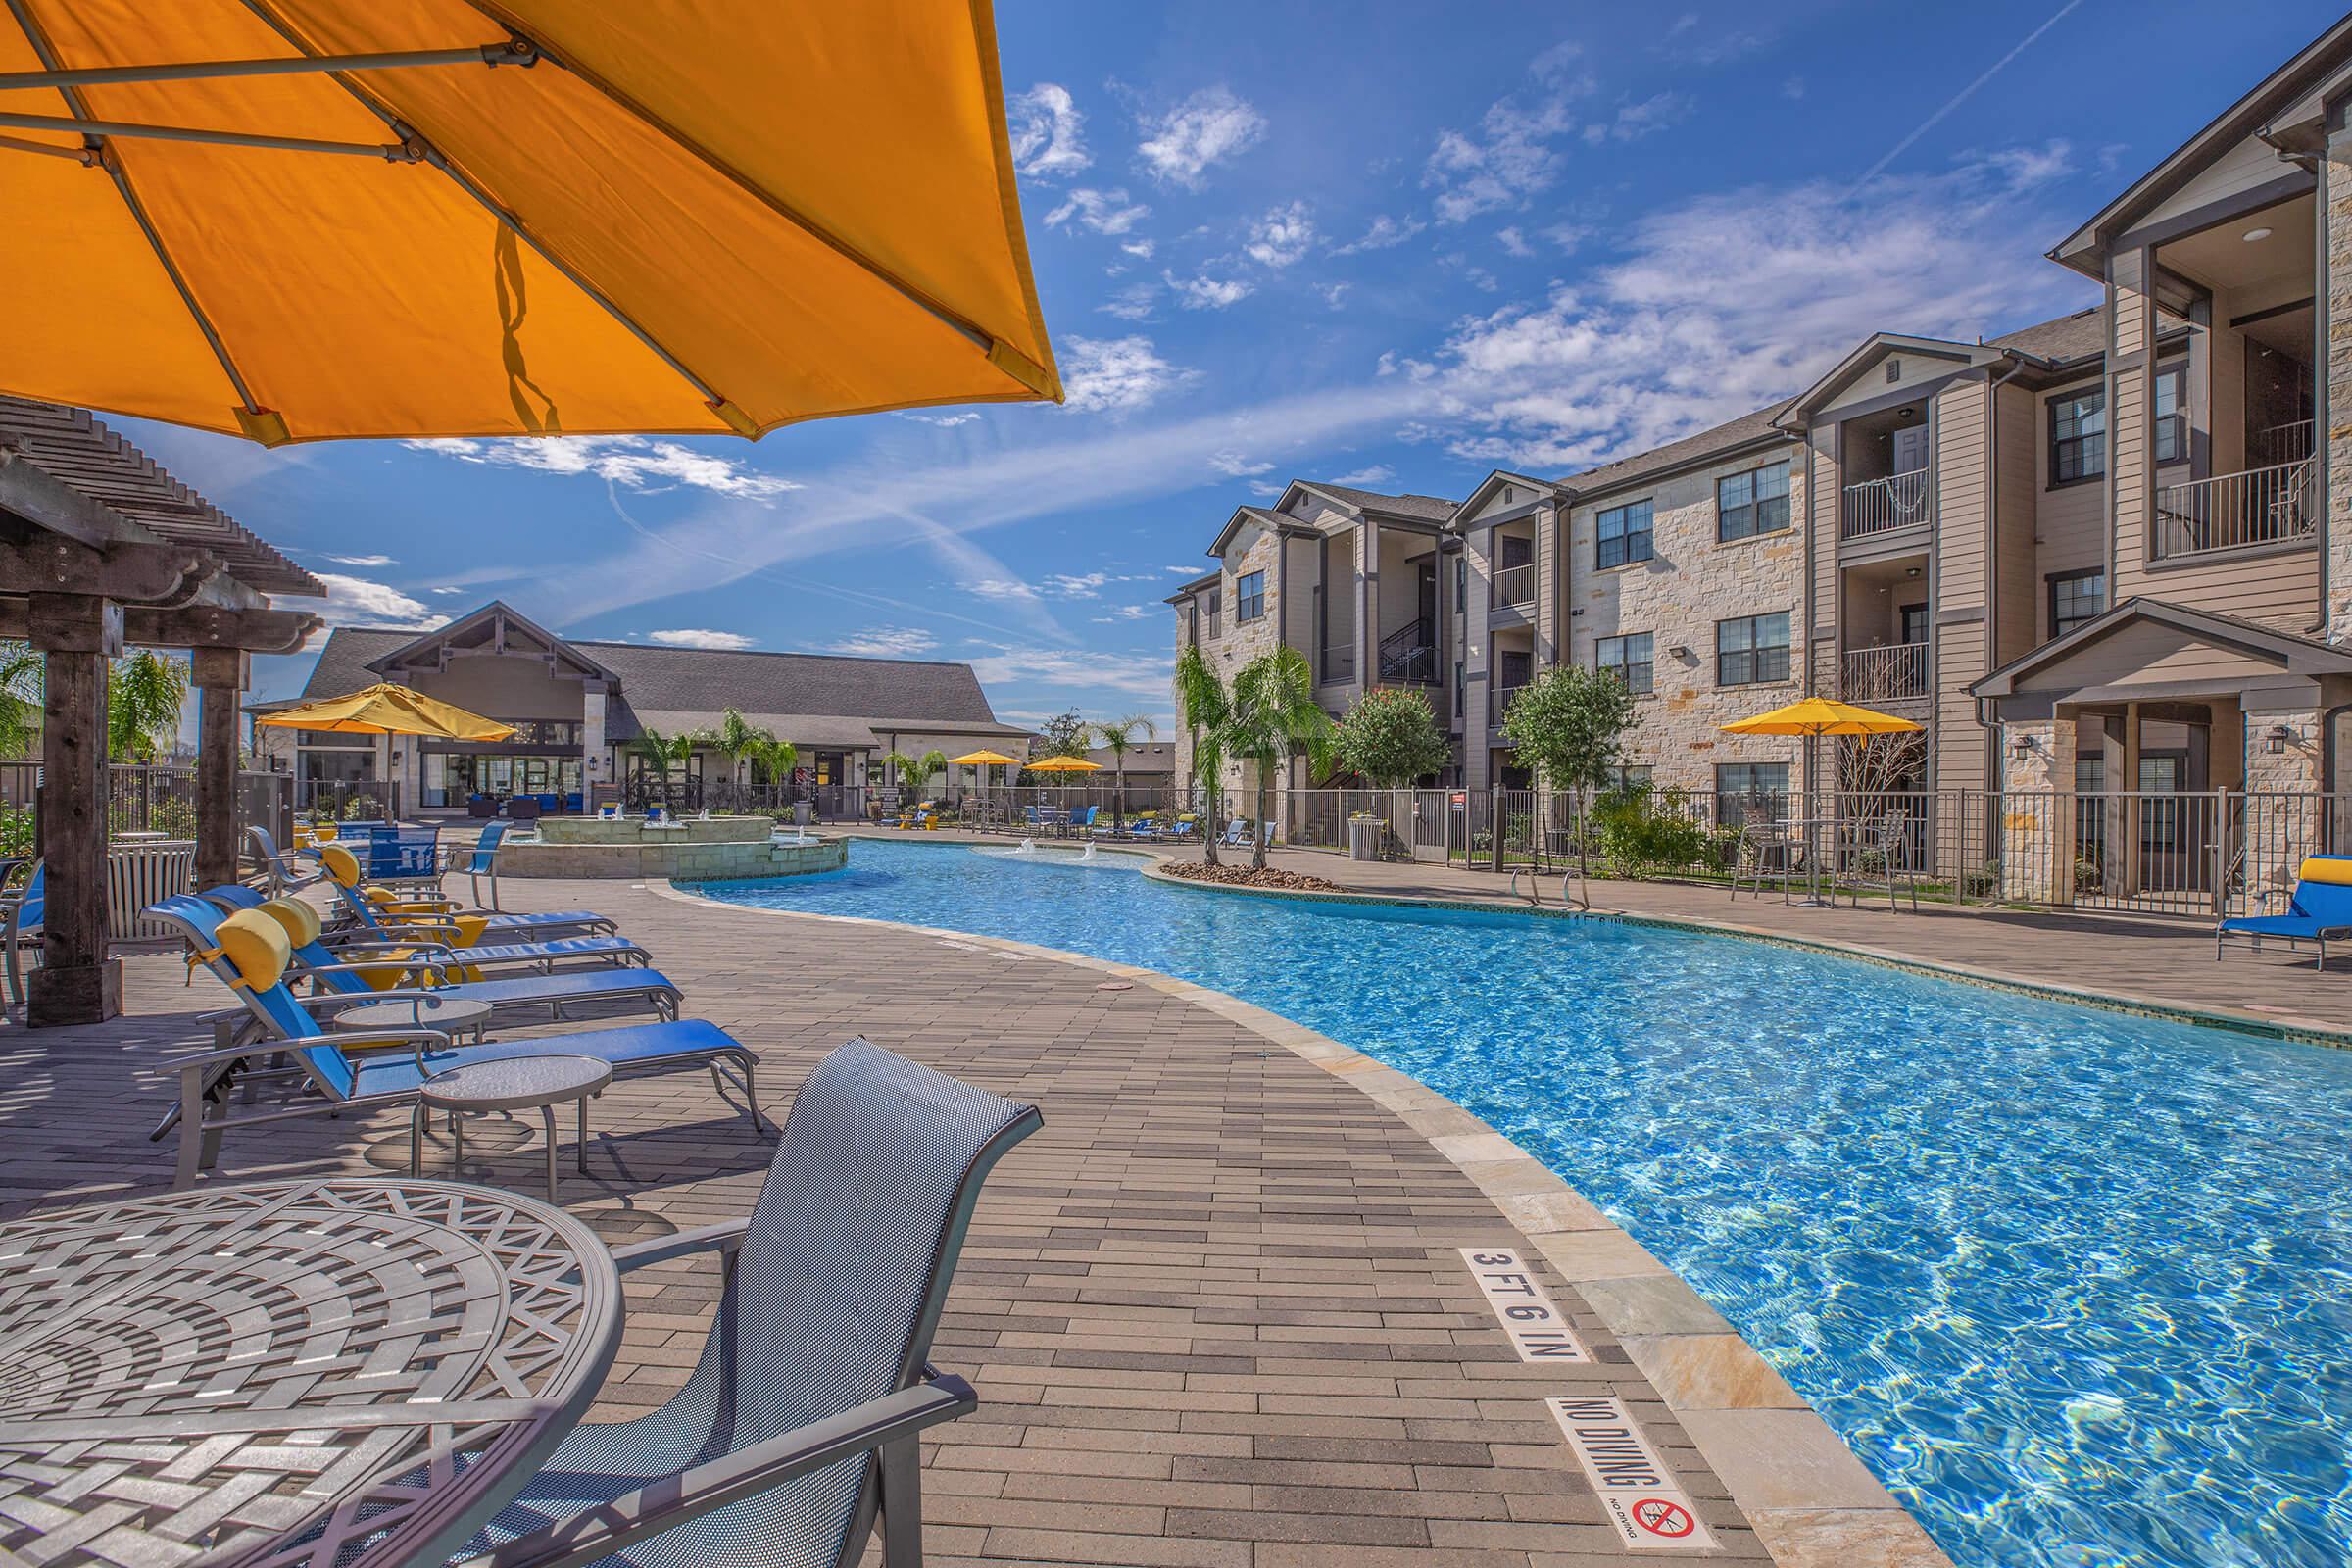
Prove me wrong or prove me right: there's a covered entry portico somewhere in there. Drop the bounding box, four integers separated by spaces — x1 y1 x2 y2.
1974 599 2352 909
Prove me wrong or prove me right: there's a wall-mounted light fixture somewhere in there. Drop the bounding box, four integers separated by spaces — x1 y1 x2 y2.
2009 731 2037 758
2266 723 2295 755
2242 225 2274 243
1668 644 1693 661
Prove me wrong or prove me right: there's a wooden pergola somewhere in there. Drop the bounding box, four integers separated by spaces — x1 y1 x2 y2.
0 397 320 1027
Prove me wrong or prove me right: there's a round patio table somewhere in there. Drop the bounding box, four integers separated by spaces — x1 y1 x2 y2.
0 1177 620 1568
332 992 494 1049
415 1054 613 1202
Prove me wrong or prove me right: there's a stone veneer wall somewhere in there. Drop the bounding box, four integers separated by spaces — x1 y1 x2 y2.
1567 445 1813 795
499 834 847 881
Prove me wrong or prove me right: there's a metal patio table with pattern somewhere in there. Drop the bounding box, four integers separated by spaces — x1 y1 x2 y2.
0 1177 621 1568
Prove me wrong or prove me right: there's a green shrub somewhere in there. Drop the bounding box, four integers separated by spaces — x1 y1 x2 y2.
1592 788 1709 880
0 804 32 858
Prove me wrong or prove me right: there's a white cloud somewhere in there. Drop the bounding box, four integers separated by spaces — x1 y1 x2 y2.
898 411 981 427
322 553 395 567
1135 87 1265 189
966 579 1040 602
1164 270 1251 311
1244 201 1316 268
1060 335 1196 414
647 628 754 650
1092 604 1158 623
829 626 940 658
1098 281 1159 321
1008 83 1089 178
1783 76 1807 101
1316 282 1350 310
405 435 798 498
1211 451 1274 477
428 586 467 596
1426 147 2095 471
968 643 1175 701
1044 186 1151 236
1582 91 1692 146
312 573 446 630
1496 226 1534 258
1120 239 1155 259
1328 465 1396 488
1331 214 1424 255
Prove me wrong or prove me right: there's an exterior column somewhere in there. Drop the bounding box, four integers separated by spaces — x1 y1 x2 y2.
2326 124 2352 639
192 647 245 892
28 594 122 1026
1464 524 1492 790
1355 516 1379 688
2242 701 2327 906
1998 715 2076 906
581 682 609 808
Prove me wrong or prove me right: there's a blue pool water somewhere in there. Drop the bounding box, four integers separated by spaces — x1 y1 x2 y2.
698 841 2352 1567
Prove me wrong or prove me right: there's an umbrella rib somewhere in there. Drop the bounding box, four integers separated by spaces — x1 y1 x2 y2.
2 0 271 424
229 0 741 428
452 0 1032 379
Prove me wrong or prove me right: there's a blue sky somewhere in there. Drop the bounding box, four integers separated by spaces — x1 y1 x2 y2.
122 0 2329 732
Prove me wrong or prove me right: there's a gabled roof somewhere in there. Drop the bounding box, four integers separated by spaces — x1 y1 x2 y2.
1776 335 2008 425
1164 569 1221 604
1273 478 1459 524
1553 399 1797 502
367 599 621 684
1448 469 1561 524
2049 14 2352 275
1971 597 2352 698
1208 504 1298 558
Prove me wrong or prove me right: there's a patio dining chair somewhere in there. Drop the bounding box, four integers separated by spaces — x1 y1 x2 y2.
1 859 40 1018
1729 822 1801 904
145 895 765 1188
444 1038 1040 1568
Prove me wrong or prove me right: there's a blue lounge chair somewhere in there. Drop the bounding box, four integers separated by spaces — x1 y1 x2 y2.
200 883 653 973
314 842 618 943
2217 856 2352 970
451 1038 1039 1568
148 898 764 1187
2 859 40 1018
159 895 682 1032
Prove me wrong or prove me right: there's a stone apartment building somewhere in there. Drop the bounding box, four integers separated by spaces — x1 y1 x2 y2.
1171 16 2352 868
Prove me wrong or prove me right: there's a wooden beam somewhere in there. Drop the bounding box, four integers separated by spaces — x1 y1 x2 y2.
0 446 139 549
0 535 204 601
26 594 120 1026
0 600 316 651
193 646 245 892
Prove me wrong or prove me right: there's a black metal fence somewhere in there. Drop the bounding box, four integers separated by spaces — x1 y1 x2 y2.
0 761 293 855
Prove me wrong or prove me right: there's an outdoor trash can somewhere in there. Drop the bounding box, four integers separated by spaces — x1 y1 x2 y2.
1348 816 1383 861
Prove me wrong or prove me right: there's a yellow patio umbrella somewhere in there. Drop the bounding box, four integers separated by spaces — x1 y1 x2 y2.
0 2 1058 443
1023 755 1102 773
256 682 514 741
1719 697 1923 738
947 749 1021 767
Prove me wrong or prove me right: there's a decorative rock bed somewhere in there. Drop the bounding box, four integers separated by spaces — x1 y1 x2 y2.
493 815 848 881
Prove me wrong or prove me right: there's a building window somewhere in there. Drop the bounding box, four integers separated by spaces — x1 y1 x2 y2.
1455 554 1468 612
2049 386 2105 484
1236 569 1266 623
2048 568 2104 639
1716 612 1790 686
1717 462 1790 542
1454 659 1465 710
2152 363 2186 466
1715 762 1789 824
1204 588 1223 640
1596 632 1654 695
1605 764 1653 792
1596 499 1654 568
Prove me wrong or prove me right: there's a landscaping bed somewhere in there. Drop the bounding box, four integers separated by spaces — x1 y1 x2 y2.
1156 859 1341 892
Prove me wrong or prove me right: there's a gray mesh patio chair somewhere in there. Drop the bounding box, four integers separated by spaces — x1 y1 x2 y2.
450 1037 1041 1568
1730 821 1800 903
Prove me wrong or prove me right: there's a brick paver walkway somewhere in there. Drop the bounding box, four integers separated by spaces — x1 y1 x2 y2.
0 873 1953 1568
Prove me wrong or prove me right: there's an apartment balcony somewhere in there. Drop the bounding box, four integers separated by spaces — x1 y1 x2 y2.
1490 563 1537 609
2151 458 2315 563
2254 418 2313 468
1840 642 1929 706
1319 642 1356 684
1841 468 1930 541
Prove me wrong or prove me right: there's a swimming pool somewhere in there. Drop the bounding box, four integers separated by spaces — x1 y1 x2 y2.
696 840 2352 1568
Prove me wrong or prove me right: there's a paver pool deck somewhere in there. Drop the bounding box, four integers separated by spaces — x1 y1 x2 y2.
0 869 1961 1568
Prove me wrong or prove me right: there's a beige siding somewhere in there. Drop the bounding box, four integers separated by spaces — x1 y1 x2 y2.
2111 251 2156 595
2033 374 2108 635
1812 349 1978 419
1993 381 2041 662
2135 549 2318 632
1808 429 1839 697
1934 379 1989 610
1935 618 1989 793
2043 619 2284 690
2138 131 2292 234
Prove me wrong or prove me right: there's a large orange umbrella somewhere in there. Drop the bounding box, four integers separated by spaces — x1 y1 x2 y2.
0 2 1058 443
256 682 514 740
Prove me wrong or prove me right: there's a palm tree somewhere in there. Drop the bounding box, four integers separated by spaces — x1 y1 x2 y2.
1093 714 1157 835
1217 646 1333 871
749 736 799 808
1174 643 1230 866
107 650 190 761
628 726 702 808
714 708 773 809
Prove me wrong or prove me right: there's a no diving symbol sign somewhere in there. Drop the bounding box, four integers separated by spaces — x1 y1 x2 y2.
1545 1396 1719 1552
1633 1498 1697 1541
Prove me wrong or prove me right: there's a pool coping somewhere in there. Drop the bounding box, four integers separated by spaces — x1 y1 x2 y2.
653 864 1954 1568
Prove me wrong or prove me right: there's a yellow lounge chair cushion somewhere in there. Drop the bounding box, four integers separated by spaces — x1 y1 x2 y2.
214 908 290 993
2300 857 2352 886
257 897 323 947
318 844 363 888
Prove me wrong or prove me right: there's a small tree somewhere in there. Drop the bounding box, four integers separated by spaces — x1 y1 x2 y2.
1332 687 1450 788
107 650 191 761
1218 646 1334 871
1093 714 1157 832
891 748 948 798
750 736 799 808
1174 644 1230 865
628 726 704 808
1030 709 1092 762
714 708 769 809
1498 664 1637 905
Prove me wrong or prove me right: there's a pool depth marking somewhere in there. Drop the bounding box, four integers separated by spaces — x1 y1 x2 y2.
1458 1247 1589 1362
1546 1396 1720 1552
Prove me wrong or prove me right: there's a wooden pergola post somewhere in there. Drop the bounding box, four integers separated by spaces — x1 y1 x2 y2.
27 593 123 1027
193 646 247 891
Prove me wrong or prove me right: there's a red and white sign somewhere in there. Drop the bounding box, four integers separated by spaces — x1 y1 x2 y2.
1546 1396 1719 1551
1457 1248 1589 1363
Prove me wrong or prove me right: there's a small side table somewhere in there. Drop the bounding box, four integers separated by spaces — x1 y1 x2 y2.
331 993 494 1049
413 1054 612 1201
